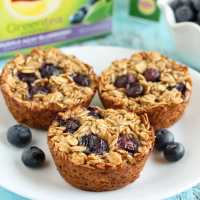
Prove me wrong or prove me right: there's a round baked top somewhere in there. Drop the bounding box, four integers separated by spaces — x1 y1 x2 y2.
48 106 154 168
99 51 192 112
0 48 97 109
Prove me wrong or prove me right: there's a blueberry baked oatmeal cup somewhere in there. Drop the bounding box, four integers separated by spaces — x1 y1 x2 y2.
99 52 192 130
0 48 97 129
48 106 154 191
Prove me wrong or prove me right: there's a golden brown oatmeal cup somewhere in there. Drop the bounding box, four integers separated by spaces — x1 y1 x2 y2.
48 106 154 191
0 48 97 129
98 51 192 130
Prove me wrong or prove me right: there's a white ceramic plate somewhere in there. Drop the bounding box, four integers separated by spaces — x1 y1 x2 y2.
0 46 200 200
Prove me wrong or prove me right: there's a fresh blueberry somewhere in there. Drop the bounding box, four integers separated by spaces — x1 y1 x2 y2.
79 133 109 155
126 82 144 98
155 129 175 151
179 0 192 5
28 85 51 99
114 74 137 88
59 118 81 134
17 72 37 84
22 146 45 168
70 10 86 24
7 124 32 148
73 74 91 87
40 63 63 78
117 135 139 154
79 6 88 15
164 142 185 162
191 0 200 11
144 68 160 82
170 0 181 10
175 5 194 22
196 11 200 24
171 0 192 9
87 106 103 119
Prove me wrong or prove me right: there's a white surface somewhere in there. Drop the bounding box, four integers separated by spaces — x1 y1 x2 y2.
0 46 200 200
158 0 200 68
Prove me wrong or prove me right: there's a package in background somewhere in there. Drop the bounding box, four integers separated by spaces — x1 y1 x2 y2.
0 0 113 58
129 0 160 22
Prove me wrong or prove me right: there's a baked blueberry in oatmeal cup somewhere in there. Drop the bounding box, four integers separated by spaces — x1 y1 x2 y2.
0 48 97 129
48 106 154 191
98 52 192 130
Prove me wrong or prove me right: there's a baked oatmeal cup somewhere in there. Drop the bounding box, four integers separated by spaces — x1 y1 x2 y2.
48 106 154 191
99 52 192 130
0 48 97 129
